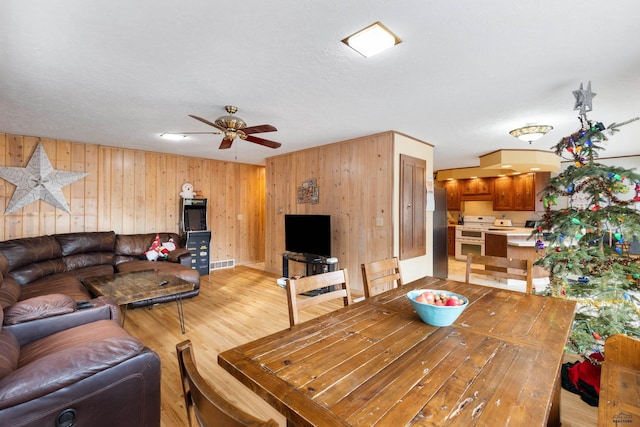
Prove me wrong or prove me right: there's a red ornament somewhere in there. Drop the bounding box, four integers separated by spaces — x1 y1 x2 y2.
556 247 562 252
593 332 601 340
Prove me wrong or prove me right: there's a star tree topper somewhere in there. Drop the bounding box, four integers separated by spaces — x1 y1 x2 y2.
0 142 88 214
572 81 597 116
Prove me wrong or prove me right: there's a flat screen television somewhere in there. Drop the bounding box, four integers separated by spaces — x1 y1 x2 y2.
284 214 331 257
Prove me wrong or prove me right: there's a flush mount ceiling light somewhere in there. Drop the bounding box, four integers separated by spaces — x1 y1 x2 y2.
342 21 401 58
509 125 553 144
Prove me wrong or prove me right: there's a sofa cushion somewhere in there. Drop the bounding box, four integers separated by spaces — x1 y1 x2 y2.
0 236 62 272
19 276 90 302
114 233 184 264
0 254 9 277
8 259 67 286
114 234 156 259
3 294 76 326
55 231 116 257
0 329 19 381
0 277 20 309
0 320 144 408
63 264 115 282
63 252 115 271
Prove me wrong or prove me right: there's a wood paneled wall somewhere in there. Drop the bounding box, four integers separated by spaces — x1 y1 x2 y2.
0 133 265 265
264 132 395 292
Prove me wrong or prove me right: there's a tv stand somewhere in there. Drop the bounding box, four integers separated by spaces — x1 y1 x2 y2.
282 252 338 278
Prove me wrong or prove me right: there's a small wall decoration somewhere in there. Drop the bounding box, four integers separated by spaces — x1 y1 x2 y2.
0 142 89 214
297 179 319 204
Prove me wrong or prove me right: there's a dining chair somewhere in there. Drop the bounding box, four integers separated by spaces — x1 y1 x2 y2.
465 254 533 294
361 257 403 298
176 340 279 427
286 268 353 327
598 334 640 426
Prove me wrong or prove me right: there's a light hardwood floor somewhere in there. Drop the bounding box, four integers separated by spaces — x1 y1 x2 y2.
122 263 597 426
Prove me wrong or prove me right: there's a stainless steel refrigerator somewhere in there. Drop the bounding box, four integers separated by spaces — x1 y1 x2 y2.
432 187 448 278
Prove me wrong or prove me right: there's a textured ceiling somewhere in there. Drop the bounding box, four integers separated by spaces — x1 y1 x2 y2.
1 0 639 171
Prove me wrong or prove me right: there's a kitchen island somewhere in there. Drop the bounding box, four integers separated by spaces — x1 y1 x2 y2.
484 227 550 290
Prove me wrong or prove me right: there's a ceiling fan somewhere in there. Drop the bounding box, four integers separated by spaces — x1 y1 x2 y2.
188 106 281 150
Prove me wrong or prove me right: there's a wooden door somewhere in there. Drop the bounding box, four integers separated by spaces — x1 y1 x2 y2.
400 155 426 260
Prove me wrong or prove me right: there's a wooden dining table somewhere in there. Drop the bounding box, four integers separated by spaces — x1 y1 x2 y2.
218 276 576 426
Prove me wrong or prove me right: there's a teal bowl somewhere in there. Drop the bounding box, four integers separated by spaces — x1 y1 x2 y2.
406 289 468 327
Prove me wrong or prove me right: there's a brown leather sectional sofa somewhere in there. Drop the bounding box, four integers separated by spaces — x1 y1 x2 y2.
0 231 200 425
0 231 200 310
0 306 161 426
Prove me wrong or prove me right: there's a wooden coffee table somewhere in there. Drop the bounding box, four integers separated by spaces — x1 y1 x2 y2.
83 270 194 333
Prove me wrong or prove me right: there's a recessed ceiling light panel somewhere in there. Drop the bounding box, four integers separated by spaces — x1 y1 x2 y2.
342 21 401 58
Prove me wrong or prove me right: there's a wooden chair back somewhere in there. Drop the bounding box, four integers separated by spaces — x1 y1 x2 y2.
598 334 640 426
465 254 533 294
286 269 353 327
361 257 403 298
176 340 278 427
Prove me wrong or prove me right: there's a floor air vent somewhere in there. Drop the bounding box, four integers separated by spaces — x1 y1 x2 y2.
210 259 235 270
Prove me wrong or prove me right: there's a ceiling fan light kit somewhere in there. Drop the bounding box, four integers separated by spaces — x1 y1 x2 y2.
214 106 247 130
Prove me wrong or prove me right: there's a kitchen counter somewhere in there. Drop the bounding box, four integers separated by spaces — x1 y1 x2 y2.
484 227 545 247
484 227 534 237
485 229 550 284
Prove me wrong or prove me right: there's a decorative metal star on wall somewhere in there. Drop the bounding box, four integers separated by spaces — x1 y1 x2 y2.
0 142 88 214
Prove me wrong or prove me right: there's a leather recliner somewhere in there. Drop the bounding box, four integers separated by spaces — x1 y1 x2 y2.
0 306 161 427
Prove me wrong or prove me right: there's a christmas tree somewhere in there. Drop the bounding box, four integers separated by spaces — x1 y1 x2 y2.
533 82 640 360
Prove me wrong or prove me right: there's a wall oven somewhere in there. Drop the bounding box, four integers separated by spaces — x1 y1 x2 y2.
454 216 495 261
455 232 485 261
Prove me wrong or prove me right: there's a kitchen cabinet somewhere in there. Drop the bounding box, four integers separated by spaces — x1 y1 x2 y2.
513 173 536 211
492 172 550 211
447 226 456 256
493 176 513 211
460 177 493 201
461 178 492 195
444 180 461 211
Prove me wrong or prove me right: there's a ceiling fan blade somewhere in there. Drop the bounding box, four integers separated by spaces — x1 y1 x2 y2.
189 115 226 132
245 134 281 149
241 124 277 135
219 138 234 149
